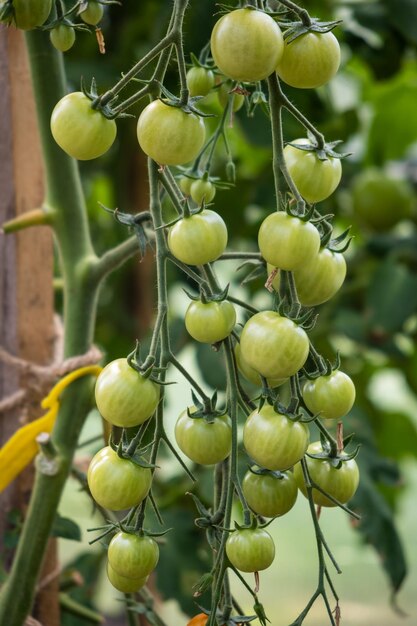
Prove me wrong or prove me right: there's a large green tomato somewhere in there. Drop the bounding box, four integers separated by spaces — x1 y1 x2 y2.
168 209 228 265
243 404 309 471
242 468 298 517
240 311 309 379
107 563 147 593
352 169 414 231
175 409 232 465
302 370 355 420
95 358 160 428
258 211 320 270
108 532 159 579
234 343 287 389
294 441 360 507
226 528 275 573
276 31 340 89
268 248 346 307
186 67 215 97
137 100 205 166
185 300 236 344
210 8 284 82
1 0 52 29
50 92 117 160
284 139 342 203
87 446 152 511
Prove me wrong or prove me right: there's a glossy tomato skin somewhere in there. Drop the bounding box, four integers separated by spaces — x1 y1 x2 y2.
80 0 104 25
268 248 346 307
108 532 159 579
87 446 152 510
190 179 216 205
276 32 340 89
284 139 342 203
234 343 287 389
303 370 355 420
2 0 52 29
185 300 236 344
50 92 117 160
294 441 360 507
186 67 215 97
50 25 76 52
240 311 309 379
243 404 309 471
226 528 275 573
137 100 205 166
258 211 320 270
211 9 284 82
107 563 148 593
175 409 232 465
168 209 228 266
95 358 160 428
242 468 298 517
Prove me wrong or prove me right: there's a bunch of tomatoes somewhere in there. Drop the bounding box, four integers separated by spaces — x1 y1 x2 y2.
11 1 362 622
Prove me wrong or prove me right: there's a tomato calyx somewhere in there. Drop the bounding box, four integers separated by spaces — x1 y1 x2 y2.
307 436 360 468
186 390 226 421
184 284 230 305
286 131 350 163
278 17 342 44
248 465 286 481
109 434 157 470
156 85 215 118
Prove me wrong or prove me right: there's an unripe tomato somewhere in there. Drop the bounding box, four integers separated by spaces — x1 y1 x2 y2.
211 9 284 82
95 358 160 428
87 446 152 510
1 0 52 29
107 563 147 593
242 468 298 517
352 169 414 231
80 0 103 25
240 311 309 380
284 140 342 203
276 31 340 89
243 404 309 471
179 176 193 196
185 299 236 344
50 25 76 52
186 67 215 97
226 528 275 572
258 211 320 271
108 532 159 579
168 209 228 265
175 409 232 465
190 179 216 204
294 441 360 507
50 92 117 160
302 370 356 420
234 343 287 389
137 100 206 166
217 83 245 112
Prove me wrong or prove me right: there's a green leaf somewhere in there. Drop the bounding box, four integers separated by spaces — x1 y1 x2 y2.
51 513 82 542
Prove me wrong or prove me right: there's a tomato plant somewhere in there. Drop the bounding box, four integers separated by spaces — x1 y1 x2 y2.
50 92 117 160
87 446 152 510
225 528 275 573
302 370 356 420
276 31 340 89
242 468 298 518
243 404 309 471
175 409 232 465
185 299 236 344
95 358 160 427
49 25 76 52
137 100 206 165
167 209 228 265
108 532 159 579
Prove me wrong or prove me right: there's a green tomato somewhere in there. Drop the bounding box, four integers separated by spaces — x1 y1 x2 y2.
240 311 309 380
185 300 236 344
80 0 103 25
211 8 284 82
294 441 360 507
267 248 346 307
175 408 232 465
50 25 76 52
258 211 320 271
186 67 215 97
137 100 205 166
1 0 52 29
217 83 245 112
87 446 152 511
168 209 228 265
284 139 342 203
242 468 298 517
50 92 117 160
108 532 159 579
303 370 356 420
107 563 147 593
95 358 160 428
276 31 340 89
352 169 414 231
234 343 287 389
190 179 216 205
225 528 275 573
243 404 309 471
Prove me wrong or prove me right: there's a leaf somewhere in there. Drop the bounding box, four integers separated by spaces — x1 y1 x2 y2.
51 513 82 542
